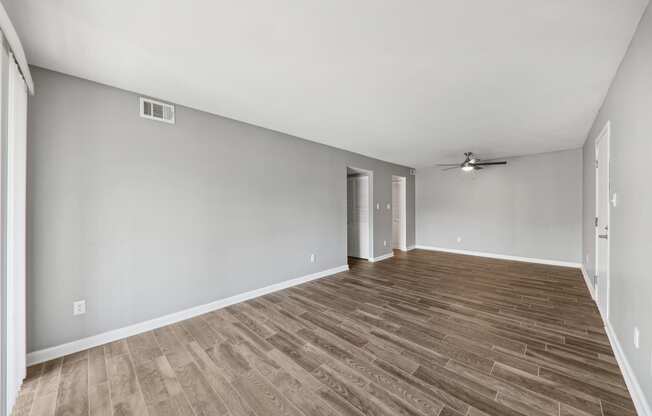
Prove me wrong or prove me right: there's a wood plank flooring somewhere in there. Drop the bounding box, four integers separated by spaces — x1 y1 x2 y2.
12 249 637 416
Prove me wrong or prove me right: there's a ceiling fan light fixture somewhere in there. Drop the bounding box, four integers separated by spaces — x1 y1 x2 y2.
437 152 507 172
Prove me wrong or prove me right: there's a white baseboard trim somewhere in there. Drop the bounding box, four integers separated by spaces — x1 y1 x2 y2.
369 252 394 262
604 320 651 416
403 245 416 252
414 245 581 268
580 265 596 300
26 264 349 366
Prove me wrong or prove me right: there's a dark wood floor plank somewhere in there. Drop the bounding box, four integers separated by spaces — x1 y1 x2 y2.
491 362 602 416
153 325 195 370
35 359 63 399
173 361 228 416
30 393 58 416
235 339 341 416
87 342 110 416
12 392 36 416
106 352 149 416
312 364 395 416
14 250 639 416
54 358 89 416
444 360 558 416
298 328 444 416
179 316 225 350
232 369 305 416
126 331 163 365
88 382 111 416
186 342 258 416
134 355 195 416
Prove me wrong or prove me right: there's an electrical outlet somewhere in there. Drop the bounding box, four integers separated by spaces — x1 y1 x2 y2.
457 236 462 243
386 203 391 210
634 327 640 349
73 300 86 316
310 254 315 263
383 240 387 247
376 203 380 211
611 193 618 207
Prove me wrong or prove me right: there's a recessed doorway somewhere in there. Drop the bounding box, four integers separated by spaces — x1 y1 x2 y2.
347 167 372 260
595 122 611 319
392 176 407 251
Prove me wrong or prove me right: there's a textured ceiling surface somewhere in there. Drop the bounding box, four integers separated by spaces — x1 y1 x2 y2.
5 0 648 166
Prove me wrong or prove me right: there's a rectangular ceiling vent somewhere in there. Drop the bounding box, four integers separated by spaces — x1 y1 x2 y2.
140 97 175 124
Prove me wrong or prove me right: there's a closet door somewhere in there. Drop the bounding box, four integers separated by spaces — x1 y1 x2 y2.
4 51 28 415
355 176 369 259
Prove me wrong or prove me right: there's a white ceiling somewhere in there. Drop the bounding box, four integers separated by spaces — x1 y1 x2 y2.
4 0 648 167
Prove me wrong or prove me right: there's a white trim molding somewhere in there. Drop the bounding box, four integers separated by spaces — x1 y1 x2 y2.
605 321 651 416
580 265 596 300
414 245 581 268
369 252 394 262
26 264 349 366
0 4 34 94
403 245 416 252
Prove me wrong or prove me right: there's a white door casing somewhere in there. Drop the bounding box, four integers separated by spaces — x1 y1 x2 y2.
595 122 610 319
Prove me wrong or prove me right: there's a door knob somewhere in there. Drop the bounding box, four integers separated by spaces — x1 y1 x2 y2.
598 234 608 239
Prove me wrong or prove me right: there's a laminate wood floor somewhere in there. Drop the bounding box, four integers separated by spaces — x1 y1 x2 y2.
13 249 637 416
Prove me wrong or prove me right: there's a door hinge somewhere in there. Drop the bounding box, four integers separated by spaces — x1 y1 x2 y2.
594 274 598 284
595 217 598 227
595 159 598 168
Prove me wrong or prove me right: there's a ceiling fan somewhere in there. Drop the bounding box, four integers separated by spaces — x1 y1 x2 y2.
437 152 507 172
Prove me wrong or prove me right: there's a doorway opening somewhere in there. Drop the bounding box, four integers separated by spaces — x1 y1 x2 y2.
347 167 372 260
595 121 610 320
392 176 407 251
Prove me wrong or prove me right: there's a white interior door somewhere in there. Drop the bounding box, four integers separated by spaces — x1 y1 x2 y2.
392 179 405 250
595 126 610 319
392 181 400 248
357 176 370 258
347 175 369 259
3 51 28 415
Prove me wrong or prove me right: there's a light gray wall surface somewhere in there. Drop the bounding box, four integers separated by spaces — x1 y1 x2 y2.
26 67 415 352
582 3 652 402
416 149 582 263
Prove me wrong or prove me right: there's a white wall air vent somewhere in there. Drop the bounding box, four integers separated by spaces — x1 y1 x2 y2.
139 97 175 124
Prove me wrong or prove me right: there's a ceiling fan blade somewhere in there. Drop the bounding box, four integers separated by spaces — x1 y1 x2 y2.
441 166 459 171
473 161 507 166
476 156 508 163
436 163 461 166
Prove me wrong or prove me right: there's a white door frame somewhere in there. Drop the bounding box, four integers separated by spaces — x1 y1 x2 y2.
594 121 610 320
392 176 407 251
347 167 373 260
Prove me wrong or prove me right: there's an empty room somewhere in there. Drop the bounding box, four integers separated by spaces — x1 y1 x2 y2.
1 1 651 415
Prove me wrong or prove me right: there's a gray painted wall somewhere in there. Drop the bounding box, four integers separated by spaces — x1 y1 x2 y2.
416 149 582 263
26 67 415 352
582 3 652 402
